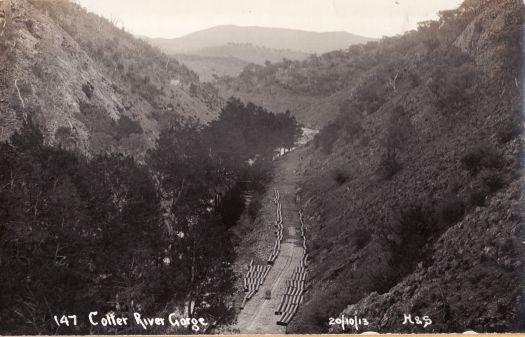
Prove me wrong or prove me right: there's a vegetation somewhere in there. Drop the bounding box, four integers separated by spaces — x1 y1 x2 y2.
331 168 351 186
460 143 502 176
286 0 522 333
0 97 300 334
377 106 412 179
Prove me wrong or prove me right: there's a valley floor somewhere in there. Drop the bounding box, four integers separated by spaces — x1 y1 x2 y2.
231 147 308 333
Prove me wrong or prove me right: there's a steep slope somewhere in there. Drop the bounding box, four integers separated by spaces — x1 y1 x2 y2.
274 0 523 333
0 0 222 158
148 25 375 55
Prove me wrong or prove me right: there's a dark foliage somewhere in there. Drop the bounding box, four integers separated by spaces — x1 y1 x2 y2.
377 106 412 179
81 82 94 99
0 121 166 334
435 194 465 225
0 103 300 334
428 49 478 114
314 122 342 154
391 200 437 275
460 143 502 176
331 168 351 186
205 98 302 165
351 227 372 250
496 117 523 144
115 115 143 140
467 168 505 207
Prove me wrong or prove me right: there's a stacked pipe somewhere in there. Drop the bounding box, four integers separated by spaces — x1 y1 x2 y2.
267 189 284 264
240 260 272 309
275 209 309 326
299 209 309 268
275 266 307 325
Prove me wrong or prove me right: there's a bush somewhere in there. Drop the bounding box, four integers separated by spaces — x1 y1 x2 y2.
429 62 478 113
247 192 262 222
314 122 342 154
496 118 522 144
377 106 412 179
466 169 505 207
436 194 465 225
331 168 350 185
115 115 143 140
81 82 94 99
351 227 372 250
391 200 436 274
467 187 487 207
479 169 504 193
377 152 402 179
460 143 502 176
398 202 436 240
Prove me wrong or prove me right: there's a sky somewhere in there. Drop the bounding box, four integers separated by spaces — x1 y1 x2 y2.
75 0 464 39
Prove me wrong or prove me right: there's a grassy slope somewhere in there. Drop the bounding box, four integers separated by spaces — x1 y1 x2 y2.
0 0 222 158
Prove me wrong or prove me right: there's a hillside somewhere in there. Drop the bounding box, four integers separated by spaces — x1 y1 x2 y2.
214 40 395 128
173 54 250 82
0 0 222 158
274 0 524 333
173 44 309 81
147 25 372 83
215 2 524 129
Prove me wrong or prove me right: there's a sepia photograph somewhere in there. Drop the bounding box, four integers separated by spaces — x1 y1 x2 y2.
0 0 524 335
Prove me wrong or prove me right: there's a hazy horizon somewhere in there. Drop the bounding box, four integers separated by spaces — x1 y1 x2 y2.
146 24 375 40
75 0 463 39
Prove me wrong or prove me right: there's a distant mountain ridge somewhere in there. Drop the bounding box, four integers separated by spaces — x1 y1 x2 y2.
148 25 376 55
146 25 374 81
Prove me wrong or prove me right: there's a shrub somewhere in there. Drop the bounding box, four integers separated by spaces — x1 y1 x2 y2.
339 100 364 140
351 227 372 250
139 83 160 106
115 115 143 140
479 169 504 193
331 168 350 185
81 82 94 99
467 187 487 207
314 122 342 154
398 201 436 240
378 153 401 179
466 169 505 207
391 200 436 274
436 194 465 225
377 106 412 179
496 118 522 144
429 62 478 113
460 144 502 176
247 192 262 222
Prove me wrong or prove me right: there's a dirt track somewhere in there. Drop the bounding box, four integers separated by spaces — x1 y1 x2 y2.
234 148 306 334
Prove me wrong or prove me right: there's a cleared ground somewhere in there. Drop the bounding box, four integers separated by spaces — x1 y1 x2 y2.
234 148 306 334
